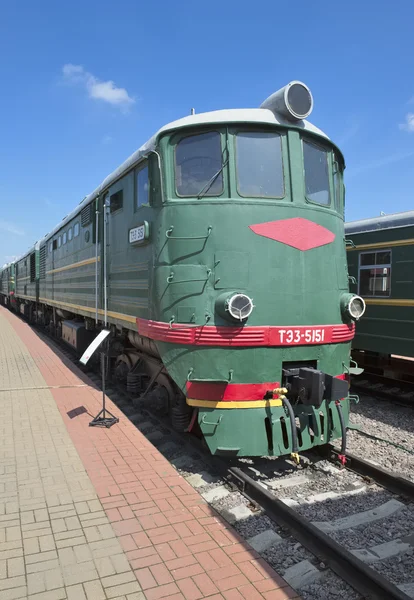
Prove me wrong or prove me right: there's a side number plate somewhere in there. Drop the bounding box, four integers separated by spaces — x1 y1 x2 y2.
129 225 145 244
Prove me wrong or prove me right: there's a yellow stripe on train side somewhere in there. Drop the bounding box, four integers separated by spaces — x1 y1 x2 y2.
16 295 37 301
364 298 414 307
46 257 100 275
186 398 283 409
37 297 137 324
346 238 414 251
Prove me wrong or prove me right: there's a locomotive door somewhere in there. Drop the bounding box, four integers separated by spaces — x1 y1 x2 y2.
103 187 125 324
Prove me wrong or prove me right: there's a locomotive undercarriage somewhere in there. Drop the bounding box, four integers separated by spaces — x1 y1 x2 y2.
13 300 193 434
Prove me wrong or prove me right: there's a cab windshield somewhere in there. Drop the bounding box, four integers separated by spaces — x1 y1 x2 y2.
235 132 284 198
175 131 223 197
303 140 331 205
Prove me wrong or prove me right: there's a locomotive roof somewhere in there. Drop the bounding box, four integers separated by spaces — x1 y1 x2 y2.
345 210 414 235
38 107 340 246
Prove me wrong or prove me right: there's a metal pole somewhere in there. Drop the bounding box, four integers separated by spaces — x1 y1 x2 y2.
101 351 106 418
103 199 108 327
95 203 99 325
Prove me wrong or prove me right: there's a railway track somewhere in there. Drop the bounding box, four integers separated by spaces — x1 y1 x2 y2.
226 450 414 600
28 323 414 599
351 372 414 406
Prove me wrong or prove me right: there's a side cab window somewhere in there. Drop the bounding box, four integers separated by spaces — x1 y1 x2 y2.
136 162 149 209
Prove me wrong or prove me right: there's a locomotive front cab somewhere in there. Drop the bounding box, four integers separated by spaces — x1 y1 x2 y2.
146 83 362 456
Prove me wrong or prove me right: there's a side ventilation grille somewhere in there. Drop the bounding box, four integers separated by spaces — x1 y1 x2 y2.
39 246 46 279
30 252 36 283
81 204 93 227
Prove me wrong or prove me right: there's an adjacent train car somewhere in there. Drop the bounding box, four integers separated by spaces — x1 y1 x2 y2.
13 244 39 319
1 81 363 457
0 262 15 307
346 210 414 362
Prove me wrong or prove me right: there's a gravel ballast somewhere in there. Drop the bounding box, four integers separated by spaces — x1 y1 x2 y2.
334 393 414 481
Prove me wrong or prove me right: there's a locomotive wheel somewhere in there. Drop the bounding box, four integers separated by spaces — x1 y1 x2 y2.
114 354 133 384
170 393 192 433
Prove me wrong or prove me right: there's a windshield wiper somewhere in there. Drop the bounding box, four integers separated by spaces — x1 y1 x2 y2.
197 144 229 199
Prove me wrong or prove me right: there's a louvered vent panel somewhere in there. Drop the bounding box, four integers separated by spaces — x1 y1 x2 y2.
81 204 93 227
30 253 36 282
39 246 46 279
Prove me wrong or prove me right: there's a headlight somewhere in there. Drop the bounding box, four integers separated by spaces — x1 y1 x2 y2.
216 292 254 322
340 293 366 321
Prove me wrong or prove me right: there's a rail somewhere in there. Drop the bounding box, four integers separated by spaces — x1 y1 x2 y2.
227 466 411 600
323 444 414 499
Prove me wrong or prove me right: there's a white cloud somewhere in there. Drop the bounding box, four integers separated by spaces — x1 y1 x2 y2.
0 220 24 236
62 64 84 79
62 64 135 111
399 113 414 132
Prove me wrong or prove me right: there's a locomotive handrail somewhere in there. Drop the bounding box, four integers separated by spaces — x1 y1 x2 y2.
167 269 211 284
168 314 211 329
187 368 233 384
165 226 212 240
201 414 223 426
345 238 356 248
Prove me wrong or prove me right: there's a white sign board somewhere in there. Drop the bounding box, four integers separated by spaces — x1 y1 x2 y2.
80 330 111 365
129 225 145 244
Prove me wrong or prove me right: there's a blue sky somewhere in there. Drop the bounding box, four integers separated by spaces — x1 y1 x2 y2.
1 0 414 265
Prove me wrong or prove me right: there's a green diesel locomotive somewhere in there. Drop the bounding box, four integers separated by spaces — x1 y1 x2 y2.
0 81 364 457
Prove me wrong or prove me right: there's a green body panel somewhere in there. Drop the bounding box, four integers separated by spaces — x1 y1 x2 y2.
347 224 414 356
105 170 151 320
41 211 96 316
198 398 350 456
154 203 347 328
15 248 38 302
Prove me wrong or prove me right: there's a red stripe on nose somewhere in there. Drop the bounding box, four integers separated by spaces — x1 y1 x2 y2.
186 382 279 401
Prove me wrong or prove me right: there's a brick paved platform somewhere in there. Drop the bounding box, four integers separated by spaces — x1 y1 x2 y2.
0 306 300 600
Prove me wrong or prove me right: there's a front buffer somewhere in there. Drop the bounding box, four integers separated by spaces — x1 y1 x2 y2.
196 400 350 457
188 367 350 457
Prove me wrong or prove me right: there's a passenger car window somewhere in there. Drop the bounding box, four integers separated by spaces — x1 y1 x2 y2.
68 227 73 241
236 132 284 198
303 141 331 205
359 250 391 297
136 165 149 208
74 223 80 237
175 132 223 197
63 232 67 245
58 236 62 248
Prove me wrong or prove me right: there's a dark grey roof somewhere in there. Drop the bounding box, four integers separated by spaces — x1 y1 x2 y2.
345 210 414 234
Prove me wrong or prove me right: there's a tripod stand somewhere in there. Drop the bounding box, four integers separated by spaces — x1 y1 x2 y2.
89 349 119 428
